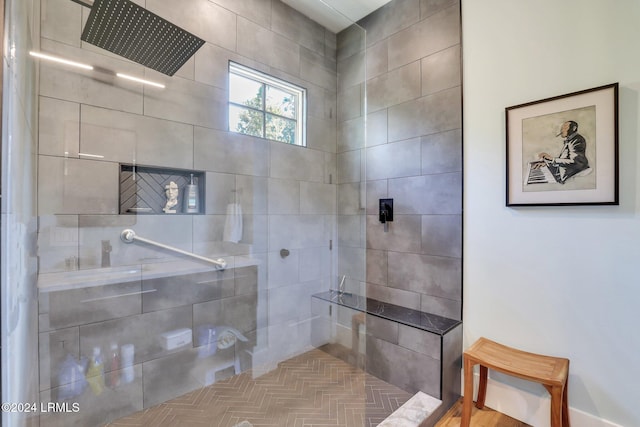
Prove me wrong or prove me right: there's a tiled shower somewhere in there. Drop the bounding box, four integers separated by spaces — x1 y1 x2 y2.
1 0 462 426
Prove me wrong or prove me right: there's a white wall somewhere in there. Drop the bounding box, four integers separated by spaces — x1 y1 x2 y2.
462 1 640 426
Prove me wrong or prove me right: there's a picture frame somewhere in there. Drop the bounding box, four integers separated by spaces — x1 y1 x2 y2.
506 83 619 206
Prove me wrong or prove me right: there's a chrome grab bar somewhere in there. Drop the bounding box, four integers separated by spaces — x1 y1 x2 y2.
120 229 227 269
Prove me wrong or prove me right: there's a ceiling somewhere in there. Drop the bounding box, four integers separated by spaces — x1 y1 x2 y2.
281 0 392 33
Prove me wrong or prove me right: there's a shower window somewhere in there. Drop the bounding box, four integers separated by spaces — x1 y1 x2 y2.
228 61 306 146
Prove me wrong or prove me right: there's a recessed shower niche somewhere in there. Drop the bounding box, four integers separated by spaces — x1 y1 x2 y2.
119 164 205 215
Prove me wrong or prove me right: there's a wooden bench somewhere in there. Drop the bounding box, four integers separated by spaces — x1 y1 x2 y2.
461 337 570 427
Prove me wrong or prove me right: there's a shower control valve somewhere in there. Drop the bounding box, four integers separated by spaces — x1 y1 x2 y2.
379 199 393 223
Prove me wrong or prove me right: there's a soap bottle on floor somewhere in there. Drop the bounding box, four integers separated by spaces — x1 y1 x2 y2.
86 346 105 395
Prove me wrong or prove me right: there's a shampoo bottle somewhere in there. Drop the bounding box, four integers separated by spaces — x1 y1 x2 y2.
108 343 120 388
58 354 88 399
183 174 199 214
121 344 135 385
86 347 105 395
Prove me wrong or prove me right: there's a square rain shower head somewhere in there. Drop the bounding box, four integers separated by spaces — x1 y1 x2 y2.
81 0 205 76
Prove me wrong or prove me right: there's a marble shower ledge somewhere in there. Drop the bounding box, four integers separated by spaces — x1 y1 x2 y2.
312 290 461 336
378 391 442 427
37 256 260 292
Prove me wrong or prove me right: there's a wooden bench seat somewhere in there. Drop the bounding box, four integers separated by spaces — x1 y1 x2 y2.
461 337 570 427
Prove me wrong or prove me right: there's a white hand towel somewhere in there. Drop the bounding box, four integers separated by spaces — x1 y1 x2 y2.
223 203 243 243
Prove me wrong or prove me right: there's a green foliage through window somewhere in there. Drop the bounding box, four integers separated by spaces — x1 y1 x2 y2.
229 62 306 146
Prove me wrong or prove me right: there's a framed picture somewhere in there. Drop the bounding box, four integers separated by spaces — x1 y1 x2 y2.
506 83 619 206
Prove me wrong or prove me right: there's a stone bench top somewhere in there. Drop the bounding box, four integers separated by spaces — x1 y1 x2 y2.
377 391 442 427
38 256 260 292
312 290 461 336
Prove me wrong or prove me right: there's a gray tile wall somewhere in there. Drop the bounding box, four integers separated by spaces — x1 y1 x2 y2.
356 0 462 322
36 0 345 422
35 0 462 421
338 0 462 411
38 266 258 425
335 22 367 303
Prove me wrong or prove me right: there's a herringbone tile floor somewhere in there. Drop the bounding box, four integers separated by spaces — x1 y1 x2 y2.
107 349 411 427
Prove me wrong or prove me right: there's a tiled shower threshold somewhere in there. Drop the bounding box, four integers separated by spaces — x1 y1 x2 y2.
105 348 412 427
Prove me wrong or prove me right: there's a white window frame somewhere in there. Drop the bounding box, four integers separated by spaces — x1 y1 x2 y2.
228 61 307 147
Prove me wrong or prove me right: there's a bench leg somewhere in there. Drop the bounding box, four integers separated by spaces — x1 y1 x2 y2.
461 358 475 427
476 365 488 409
562 380 570 427
548 385 563 427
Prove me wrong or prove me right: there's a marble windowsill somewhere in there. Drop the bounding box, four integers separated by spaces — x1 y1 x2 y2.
312 290 461 335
